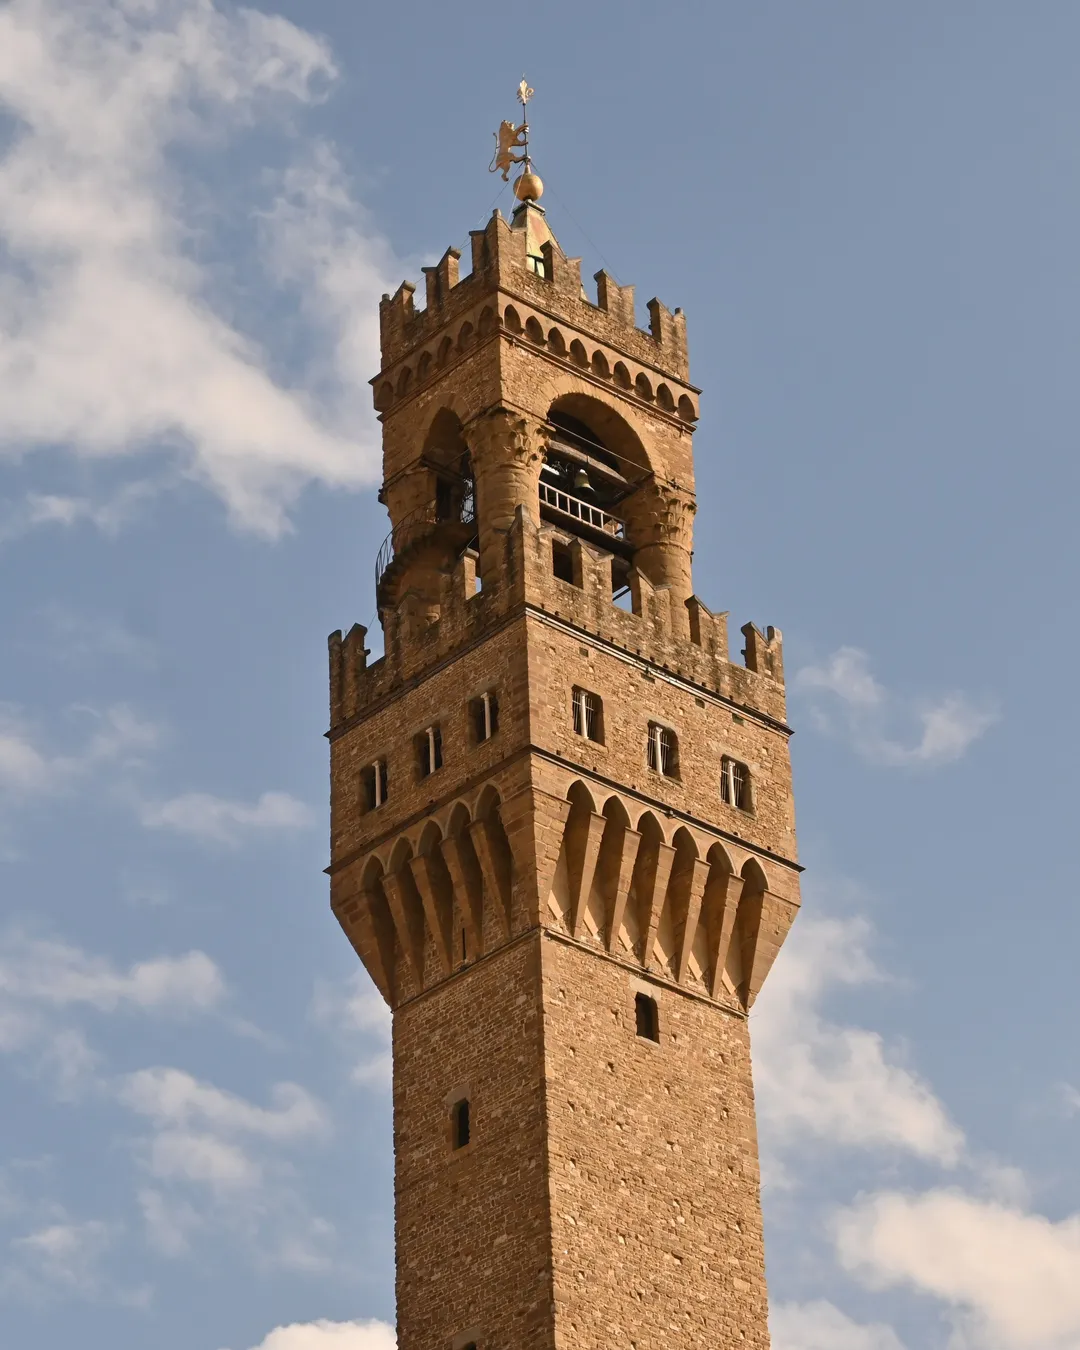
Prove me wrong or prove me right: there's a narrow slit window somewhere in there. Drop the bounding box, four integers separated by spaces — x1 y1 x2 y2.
471 690 499 743
720 756 752 811
572 688 602 743
635 992 660 1042
417 724 443 778
647 722 678 777
361 759 389 811
451 1098 470 1150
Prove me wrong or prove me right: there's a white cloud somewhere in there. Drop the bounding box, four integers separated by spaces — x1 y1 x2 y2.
139 789 313 844
0 935 225 1013
229 1321 397 1350
795 646 997 767
0 0 394 536
311 972 391 1089
753 914 964 1167
771 1300 907 1350
119 1068 334 1269
119 1067 326 1142
0 702 160 801
836 1189 1080 1350
10 1219 112 1296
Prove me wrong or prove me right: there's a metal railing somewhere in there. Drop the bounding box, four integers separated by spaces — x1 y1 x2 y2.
374 500 477 594
538 481 625 538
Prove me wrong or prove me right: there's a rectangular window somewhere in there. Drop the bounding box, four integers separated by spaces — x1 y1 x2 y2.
417 724 443 778
635 991 660 1042
647 722 678 777
452 1098 470 1150
721 756 752 811
361 759 388 811
471 690 499 743
572 687 602 743
552 539 576 584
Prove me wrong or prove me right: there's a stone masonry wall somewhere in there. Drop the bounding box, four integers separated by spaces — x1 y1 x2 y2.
393 932 556 1350
541 935 770 1350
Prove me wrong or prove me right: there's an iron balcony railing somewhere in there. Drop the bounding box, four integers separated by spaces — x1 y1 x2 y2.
374 500 477 594
538 481 625 538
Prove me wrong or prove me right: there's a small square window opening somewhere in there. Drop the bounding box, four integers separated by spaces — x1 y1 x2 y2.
552 539 576 584
635 992 660 1042
647 722 678 777
720 756 752 811
418 725 443 778
361 759 388 811
471 690 499 743
572 688 603 743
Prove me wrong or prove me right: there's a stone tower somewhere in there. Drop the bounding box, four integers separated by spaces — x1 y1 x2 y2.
327 166 801 1350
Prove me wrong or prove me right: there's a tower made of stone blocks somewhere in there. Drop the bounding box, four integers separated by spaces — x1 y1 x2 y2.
327 191 801 1350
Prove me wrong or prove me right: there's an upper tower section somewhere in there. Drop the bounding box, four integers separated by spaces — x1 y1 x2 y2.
371 91 703 652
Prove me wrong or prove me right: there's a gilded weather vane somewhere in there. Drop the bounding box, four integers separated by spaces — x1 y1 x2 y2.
489 77 542 200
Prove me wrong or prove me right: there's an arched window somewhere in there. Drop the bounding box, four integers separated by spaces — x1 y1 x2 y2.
634 372 654 402
656 384 675 412
525 316 545 344
547 328 566 356
569 339 589 368
720 756 752 811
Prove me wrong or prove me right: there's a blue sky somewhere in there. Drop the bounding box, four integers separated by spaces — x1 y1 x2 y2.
1 2 1078 1348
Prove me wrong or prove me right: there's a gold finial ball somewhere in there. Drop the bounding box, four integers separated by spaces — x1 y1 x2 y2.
514 170 544 202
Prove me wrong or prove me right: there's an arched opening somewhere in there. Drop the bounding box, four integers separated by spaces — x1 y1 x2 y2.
624 811 666 963
547 327 567 356
397 367 413 397
503 305 522 334
727 859 768 1005
613 362 632 389
583 795 632 948
477 306 495 336
694 843 734 993
525 316 545 344
678 394 698 423
569 339 589 368
539 396 650 567
374 381 394 411
656 383 675 412
634 372 653 402
591 350 611 379
653 827 697 976
436 336 452 365
417 351 432 382
457 321 474 351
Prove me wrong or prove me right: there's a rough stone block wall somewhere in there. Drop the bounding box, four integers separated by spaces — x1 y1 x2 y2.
393 933 555 1350
540 936 770 1350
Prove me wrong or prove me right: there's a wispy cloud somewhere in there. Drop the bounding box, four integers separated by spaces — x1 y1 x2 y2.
310 972 391 1089
0 0 395 536
835 1189 1080 1350
0 935 225 1014
753 911 964 1169
771 1300 907 1350
0 931 226 1099
227 1320 397 1350
0 702 160 801
119 1067 332 1268
139 789 313 845
795 646 997 767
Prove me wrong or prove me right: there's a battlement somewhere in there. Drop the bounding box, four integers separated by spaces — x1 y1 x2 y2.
375 207 691 386
328 508 785 736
